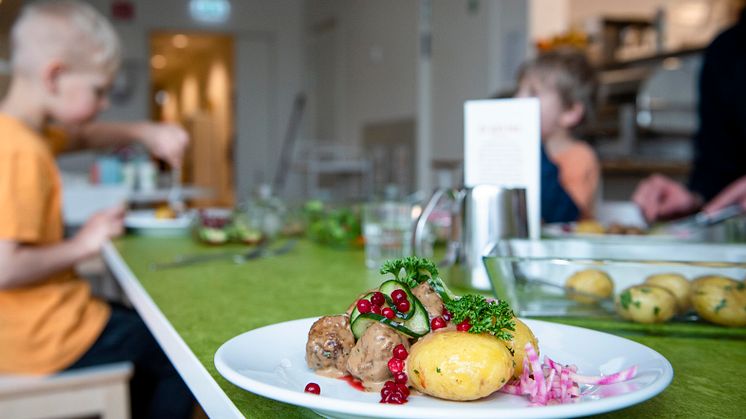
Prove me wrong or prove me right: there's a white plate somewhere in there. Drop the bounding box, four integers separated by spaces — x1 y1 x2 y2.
214 317 673 419
124 209 193 236
542 222 698 242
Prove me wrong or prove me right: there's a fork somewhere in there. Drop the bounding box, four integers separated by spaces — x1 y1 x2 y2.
233 239 298 264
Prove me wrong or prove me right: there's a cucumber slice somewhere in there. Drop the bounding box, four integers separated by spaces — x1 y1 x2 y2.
378 280 430 335
350 313 427 339
379 280 416 320
427 276 456 304
349 292 376 325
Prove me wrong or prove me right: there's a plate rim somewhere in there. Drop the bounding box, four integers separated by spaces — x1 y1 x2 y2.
214 317 673 419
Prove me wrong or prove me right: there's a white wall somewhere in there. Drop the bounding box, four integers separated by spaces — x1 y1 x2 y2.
304 0 529 190
303 0 418 147
430 0 528 163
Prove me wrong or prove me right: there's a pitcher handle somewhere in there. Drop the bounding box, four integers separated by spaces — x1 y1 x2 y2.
412 188 449 257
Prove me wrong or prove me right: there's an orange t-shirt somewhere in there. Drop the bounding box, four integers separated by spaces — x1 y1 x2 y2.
550 141 600 220
0 114 110 374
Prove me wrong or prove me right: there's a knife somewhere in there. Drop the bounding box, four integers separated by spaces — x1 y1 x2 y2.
150 239 297 270
151 242 269 270
655 204 745 233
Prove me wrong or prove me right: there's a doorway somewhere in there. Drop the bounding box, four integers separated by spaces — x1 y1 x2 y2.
149 31 235 207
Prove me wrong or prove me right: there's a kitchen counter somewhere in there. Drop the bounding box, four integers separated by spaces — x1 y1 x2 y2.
103 236 745 418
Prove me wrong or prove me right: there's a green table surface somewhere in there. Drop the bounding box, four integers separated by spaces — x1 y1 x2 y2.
114 236 745 419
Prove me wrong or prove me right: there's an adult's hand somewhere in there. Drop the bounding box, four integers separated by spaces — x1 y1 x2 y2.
702 175 746 214
632 174 702 222
138 122 189 168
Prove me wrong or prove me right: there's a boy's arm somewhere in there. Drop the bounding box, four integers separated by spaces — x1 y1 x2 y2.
0 239 90 289
62 121 189 168
0 206 124 290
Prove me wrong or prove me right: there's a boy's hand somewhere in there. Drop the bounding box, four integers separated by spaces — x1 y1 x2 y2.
138 123 189 168
74 206 125 258
632 174 702 222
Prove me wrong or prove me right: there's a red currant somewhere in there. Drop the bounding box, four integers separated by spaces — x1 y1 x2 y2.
370 292 385 307
431 317 446 330
388 392 404 404
457 319 472 332
396 299 411 313
394 371 408 384
356 299 372 314
382 307 395 319
442 307 452 322
388 357 404 373
391 289 407 303
397 383 410 397
304 382 320 394
370 304 381 315
392 344 408 360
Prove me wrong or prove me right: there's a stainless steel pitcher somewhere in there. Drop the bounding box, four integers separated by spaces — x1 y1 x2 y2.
413 185 528 290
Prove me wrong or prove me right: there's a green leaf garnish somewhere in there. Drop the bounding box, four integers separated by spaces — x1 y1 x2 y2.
444 294 515 341
619 290 632 310
714 299 727 313
380 257 439 288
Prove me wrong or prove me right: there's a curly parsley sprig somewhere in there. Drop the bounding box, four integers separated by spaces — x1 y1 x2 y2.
379 257 439 289
444 294 515 341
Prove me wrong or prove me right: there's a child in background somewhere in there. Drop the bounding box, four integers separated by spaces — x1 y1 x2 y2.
515 49 600 220
0 1 192 418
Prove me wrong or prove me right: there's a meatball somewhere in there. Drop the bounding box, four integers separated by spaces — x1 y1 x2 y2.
346 322 410 390
305 315 356 377
411 282 443 318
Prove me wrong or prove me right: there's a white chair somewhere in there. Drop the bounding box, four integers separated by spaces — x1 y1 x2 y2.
0 362 133 419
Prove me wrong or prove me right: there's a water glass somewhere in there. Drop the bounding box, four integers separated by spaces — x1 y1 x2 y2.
363 202 413 269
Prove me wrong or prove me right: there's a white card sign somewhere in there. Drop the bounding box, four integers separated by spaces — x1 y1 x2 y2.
464 98 540 239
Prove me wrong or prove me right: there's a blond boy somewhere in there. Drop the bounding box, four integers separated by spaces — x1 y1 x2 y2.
0 1 192 417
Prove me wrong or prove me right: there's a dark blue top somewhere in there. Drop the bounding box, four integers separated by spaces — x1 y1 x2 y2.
541 145 579 223
688 9 746 201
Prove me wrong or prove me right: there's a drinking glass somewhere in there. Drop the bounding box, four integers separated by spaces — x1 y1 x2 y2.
362 202 413 269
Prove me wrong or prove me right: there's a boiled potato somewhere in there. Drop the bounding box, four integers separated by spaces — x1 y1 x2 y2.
507 318 539 378
615 285 676 323
407 331 513 401
565 269 614 303
691 277 746 327
692 275 737 292
645 273 691 313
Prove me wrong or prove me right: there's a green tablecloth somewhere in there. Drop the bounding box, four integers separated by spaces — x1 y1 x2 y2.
114 237 745 418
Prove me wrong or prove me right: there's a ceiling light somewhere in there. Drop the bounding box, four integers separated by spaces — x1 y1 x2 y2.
172 34 189 48
151 54 167 69
189 0 230 24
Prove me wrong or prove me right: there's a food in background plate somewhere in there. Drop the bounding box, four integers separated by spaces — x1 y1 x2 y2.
615 285 676 324
644 273 691 314
194 209 264 245
574 220 605 235
573 220 646 236
690 276 746 327
605 223 645 235
154 204 177 219
565 269 614 303
305 256 637 405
